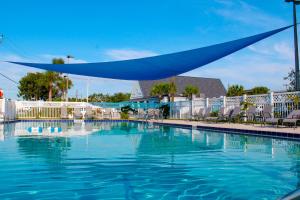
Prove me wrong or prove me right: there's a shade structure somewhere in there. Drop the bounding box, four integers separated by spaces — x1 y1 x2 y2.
9 25 292 80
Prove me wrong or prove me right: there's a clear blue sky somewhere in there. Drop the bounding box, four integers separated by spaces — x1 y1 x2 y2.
0 0 297 99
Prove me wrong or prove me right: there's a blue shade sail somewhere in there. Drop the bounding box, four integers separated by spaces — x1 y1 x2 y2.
9 25 292 80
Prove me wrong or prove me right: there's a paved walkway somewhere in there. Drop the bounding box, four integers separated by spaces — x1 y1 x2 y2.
149 119 300 134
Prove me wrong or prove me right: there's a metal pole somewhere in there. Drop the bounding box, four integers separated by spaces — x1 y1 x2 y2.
64 75 69 102
86 79 89 103
292 1 300 90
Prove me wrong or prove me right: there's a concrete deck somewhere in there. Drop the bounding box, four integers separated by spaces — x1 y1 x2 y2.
149 119 300 134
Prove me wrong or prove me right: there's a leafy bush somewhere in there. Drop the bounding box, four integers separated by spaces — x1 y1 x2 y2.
120 112 129 120
210 111 218 117
247 86 269 95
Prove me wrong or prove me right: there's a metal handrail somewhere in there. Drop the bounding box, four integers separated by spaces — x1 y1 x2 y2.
279 188 300 200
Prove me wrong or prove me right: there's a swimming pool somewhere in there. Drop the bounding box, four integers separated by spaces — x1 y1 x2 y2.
0 121 299 199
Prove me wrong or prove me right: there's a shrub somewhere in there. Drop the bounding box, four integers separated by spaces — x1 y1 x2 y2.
120 112 129 120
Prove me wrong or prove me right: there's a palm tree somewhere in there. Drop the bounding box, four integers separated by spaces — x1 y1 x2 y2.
183 85 199 100
169 78 177 102
150 83 170 100
44 71 62 101
45 58 65 101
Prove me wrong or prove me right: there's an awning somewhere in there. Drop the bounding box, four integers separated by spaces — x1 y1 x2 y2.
9 25 292 80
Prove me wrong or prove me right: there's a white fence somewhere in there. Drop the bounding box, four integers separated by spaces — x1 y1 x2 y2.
15 101 89 119
0 91 299 121
170 91 300 119
0 99 17 121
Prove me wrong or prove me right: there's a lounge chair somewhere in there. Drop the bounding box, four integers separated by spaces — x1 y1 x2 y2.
73 108 83 119
61 106 68 119
95 108 103 119
202 107 212 121
245 106 258 123
228 106 241 122
85 107 94 119
103 108 112 120
192 108 204 121
282 110 300 128
263 105 281 127
137 109 147 120
146 109 160 120
112 111 121 119
206 107 223 122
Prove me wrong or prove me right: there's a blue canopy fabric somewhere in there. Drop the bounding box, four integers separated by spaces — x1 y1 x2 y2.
10 25 292 80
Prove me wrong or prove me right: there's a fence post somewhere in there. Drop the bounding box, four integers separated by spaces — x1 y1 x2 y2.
242 94 247 102
206 98 209 109
223 96 226 108
269 92 274 117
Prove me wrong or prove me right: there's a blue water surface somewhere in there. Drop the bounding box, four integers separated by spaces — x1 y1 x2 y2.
0 121 299 200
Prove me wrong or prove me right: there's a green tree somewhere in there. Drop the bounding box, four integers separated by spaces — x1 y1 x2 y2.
57 76 73 101
88 93 109 102
109 93 131 102
150 83 170 99
247 86 269 95
284 68 296 91
43 58 69 101
88 92 131 102
183 85 199 100
18 69 73 101
227 85 245 97
52 58 65 64
169 79 177 102
44 71 63 101
18 72 48 100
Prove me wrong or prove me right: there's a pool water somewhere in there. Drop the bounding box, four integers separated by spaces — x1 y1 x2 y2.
0 121 299 200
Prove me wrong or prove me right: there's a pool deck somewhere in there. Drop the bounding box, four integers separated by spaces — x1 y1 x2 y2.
149 119 300 134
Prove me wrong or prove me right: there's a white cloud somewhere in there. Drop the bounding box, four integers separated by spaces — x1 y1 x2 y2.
248 41 294 61
273 42 294 60
104 49 158 61
184 50 292 91
214 1 288 28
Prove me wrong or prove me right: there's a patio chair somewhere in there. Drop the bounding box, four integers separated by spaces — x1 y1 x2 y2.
60 106 68 119
282 110 300 128
85 107 94 120
73 108 83 119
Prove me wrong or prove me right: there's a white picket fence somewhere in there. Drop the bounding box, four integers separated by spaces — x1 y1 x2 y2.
170 91 300 119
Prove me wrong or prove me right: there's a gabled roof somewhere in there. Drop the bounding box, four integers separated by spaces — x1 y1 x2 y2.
138 76 226 98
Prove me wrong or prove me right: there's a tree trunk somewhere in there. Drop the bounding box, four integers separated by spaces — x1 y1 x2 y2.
48 82 52 101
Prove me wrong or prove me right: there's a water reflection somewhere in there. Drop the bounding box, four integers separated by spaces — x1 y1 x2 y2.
0 122 299 199
17 137 71 163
